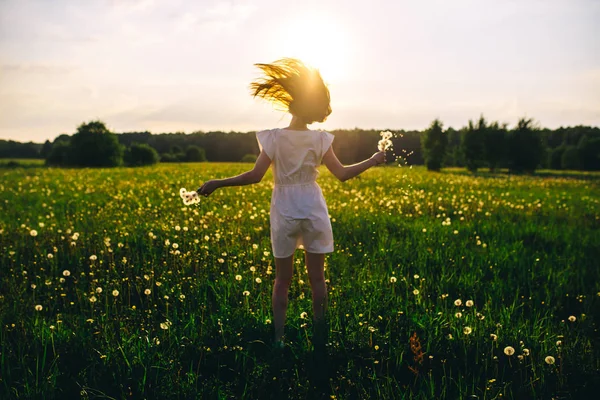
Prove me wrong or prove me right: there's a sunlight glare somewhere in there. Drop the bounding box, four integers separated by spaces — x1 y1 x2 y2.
275 16 350 83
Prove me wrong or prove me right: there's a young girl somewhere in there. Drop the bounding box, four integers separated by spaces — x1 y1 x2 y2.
198 58 385 350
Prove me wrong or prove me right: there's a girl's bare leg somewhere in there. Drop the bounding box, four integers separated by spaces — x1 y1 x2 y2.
273 254 294 343
305 252 328 350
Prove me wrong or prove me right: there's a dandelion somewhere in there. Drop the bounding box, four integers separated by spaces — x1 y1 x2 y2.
455 312 462 318
250 266 256 272
504 346 515 356
463 326 472 335
172 243 179 249
265 319 271 324
160 322 170 330
89 255 97 261
465 300 474 307
255 277 262 284
389 276 397 283
30 229 38 237
523 349 530 356
413 274 420 279
243 290 250 296
374 345 380 350
490 334 498 341
422 228 427 233
413 289 419 295
235 275 242 281
454 299 462 306
96 287 102 294
112 290 119 297
62 270 70 277
47 253 53 259
144 289 151 295
377 131 393 151
545 356 555 365
89 296 97 303
568 315 576 322
35 304 43 311
300 312 308 319
179 294 185 300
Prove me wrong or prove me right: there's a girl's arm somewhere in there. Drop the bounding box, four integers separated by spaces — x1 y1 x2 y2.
322 147 385 182
198 151 271 196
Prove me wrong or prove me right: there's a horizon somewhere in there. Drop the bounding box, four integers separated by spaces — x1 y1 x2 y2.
1 0 599 142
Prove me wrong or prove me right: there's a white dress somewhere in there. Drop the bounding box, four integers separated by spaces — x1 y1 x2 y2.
256 128 335 258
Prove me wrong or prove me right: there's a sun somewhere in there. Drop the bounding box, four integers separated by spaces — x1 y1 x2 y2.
274 16 350 83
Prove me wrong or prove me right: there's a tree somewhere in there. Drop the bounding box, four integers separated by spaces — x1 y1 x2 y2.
421 119 447 171
40 140 53 159
124 143 159 167
548 145 565 170
577 135 600 170
561 146 581 170
185 145 206 162
461 117 486 172
45 140 71 166
241 154 258 163
160 153 178 163
506 118 544 173
69 121 123 167
484 121 507 172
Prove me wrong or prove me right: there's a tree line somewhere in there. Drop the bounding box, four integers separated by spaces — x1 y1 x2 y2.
1 118 599 172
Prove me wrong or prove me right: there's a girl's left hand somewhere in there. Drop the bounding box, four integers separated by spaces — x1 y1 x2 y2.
198 180 220 197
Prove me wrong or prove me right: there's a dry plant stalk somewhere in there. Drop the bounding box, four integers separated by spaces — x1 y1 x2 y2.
408 331 425 377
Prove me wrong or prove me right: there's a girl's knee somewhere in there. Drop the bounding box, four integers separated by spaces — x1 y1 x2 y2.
274 278 292 291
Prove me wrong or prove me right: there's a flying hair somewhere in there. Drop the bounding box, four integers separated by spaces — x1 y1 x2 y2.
250 58 332 124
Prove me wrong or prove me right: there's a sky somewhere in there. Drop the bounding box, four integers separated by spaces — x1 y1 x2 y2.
0 0 599 142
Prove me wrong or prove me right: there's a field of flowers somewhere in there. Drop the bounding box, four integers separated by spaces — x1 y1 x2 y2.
1 163 599 399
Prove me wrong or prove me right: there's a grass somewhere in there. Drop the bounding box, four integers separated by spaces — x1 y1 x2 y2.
0 163 599 399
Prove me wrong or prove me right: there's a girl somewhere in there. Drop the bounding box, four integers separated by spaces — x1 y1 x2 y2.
198 58 385 350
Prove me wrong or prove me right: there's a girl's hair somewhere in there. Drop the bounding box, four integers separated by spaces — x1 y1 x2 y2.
250 58 332 124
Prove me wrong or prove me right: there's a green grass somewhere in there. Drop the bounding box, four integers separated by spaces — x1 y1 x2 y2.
1 163 599 399
0 158 45 167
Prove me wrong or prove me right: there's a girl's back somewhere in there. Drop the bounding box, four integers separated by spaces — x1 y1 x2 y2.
258 127 334 221
257 128 334 186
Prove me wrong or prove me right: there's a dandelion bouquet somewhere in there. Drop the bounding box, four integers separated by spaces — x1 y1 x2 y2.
180 188 200 205
378 131 393 152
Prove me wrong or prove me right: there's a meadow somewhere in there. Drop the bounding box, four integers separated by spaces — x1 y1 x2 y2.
1 163 599 399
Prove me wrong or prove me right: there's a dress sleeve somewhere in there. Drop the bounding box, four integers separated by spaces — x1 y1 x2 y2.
321 130 335 156
256 129 275 160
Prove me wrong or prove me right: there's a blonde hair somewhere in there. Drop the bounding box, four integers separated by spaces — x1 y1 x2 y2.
250 58 332 124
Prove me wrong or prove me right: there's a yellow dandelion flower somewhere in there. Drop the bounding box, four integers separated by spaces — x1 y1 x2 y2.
545 356 555 365
504 346 515 356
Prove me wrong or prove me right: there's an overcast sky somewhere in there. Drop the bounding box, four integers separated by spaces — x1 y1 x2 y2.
1 0 599 142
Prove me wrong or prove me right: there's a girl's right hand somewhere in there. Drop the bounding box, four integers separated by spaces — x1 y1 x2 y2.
370 151 386 165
